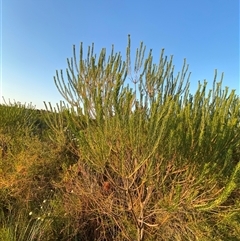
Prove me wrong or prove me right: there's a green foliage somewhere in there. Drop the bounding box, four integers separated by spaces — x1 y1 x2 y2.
0 101 38 136
0 36 240 240
43 36 240 240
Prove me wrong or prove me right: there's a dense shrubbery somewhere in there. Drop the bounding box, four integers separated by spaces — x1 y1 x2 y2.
0 37 240 240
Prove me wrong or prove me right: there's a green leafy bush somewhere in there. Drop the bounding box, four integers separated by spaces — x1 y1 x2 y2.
44 36 240 240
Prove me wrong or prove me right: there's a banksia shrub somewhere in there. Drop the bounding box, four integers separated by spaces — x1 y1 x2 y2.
43 36 240 240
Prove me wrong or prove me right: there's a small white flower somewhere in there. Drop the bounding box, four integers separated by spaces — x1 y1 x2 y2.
43 199 46 203
29 211 33 216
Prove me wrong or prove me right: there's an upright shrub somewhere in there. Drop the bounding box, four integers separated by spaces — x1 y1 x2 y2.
44 36 240 240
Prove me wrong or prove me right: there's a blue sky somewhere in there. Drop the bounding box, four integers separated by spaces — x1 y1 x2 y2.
1 0 239 109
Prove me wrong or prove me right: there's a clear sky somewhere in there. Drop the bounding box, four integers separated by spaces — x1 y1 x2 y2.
1 0 239 109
